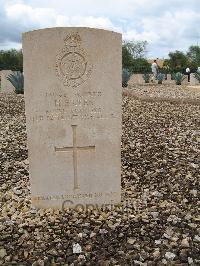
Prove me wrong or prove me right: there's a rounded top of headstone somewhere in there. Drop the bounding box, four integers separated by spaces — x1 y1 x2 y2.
22 27 122 37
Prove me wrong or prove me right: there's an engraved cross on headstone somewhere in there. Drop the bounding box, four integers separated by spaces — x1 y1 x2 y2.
55 125 95 190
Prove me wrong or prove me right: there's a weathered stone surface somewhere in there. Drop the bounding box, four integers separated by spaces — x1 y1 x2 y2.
164 74 174 84
128 74 144 85
0 70 15 93
182 75 189 85
190 73 199 86
167 74 171 81
23 27 122 208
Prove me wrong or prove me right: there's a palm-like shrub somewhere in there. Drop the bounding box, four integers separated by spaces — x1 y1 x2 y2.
174 72 186 85
142 73 151 83
6 71 24 94
157 73 165 84
122 68 131 87
194 70 200 83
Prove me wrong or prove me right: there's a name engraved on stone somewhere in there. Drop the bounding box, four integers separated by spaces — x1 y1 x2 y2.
27 90 104 123
56 32 93 88
55 125 95 190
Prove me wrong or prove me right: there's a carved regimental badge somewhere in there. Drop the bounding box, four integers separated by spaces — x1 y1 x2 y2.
56 33 93 88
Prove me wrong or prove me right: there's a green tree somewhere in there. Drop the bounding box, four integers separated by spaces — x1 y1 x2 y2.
131 58 151 73
0 49 23 71
164 50 189 73
122 43 134 69
163 59 171 68
168 50 188 69
122 40 150 73
123 40 148 59
187 45 200 70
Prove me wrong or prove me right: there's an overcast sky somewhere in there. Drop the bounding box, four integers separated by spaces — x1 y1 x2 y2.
0 0 199 58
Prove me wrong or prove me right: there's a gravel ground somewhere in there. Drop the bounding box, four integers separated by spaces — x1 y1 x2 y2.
0 91 199 265
123 84 200 105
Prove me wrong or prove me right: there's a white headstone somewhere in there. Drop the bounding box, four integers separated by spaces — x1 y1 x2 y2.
23 27 122 209
129 74 144 85
190 73 199 85
182 75 189 85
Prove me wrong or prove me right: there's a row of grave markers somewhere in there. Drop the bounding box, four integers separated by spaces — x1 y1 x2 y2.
1 71 199 94
128 73 199 86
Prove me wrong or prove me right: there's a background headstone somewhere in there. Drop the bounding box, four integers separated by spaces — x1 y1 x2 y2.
167 74 171 80
23 27 122 209
163 74 174 84
167 74 173 82
128 73 143 85
190 73 199 86
182 75 189 85
0 70 15 93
